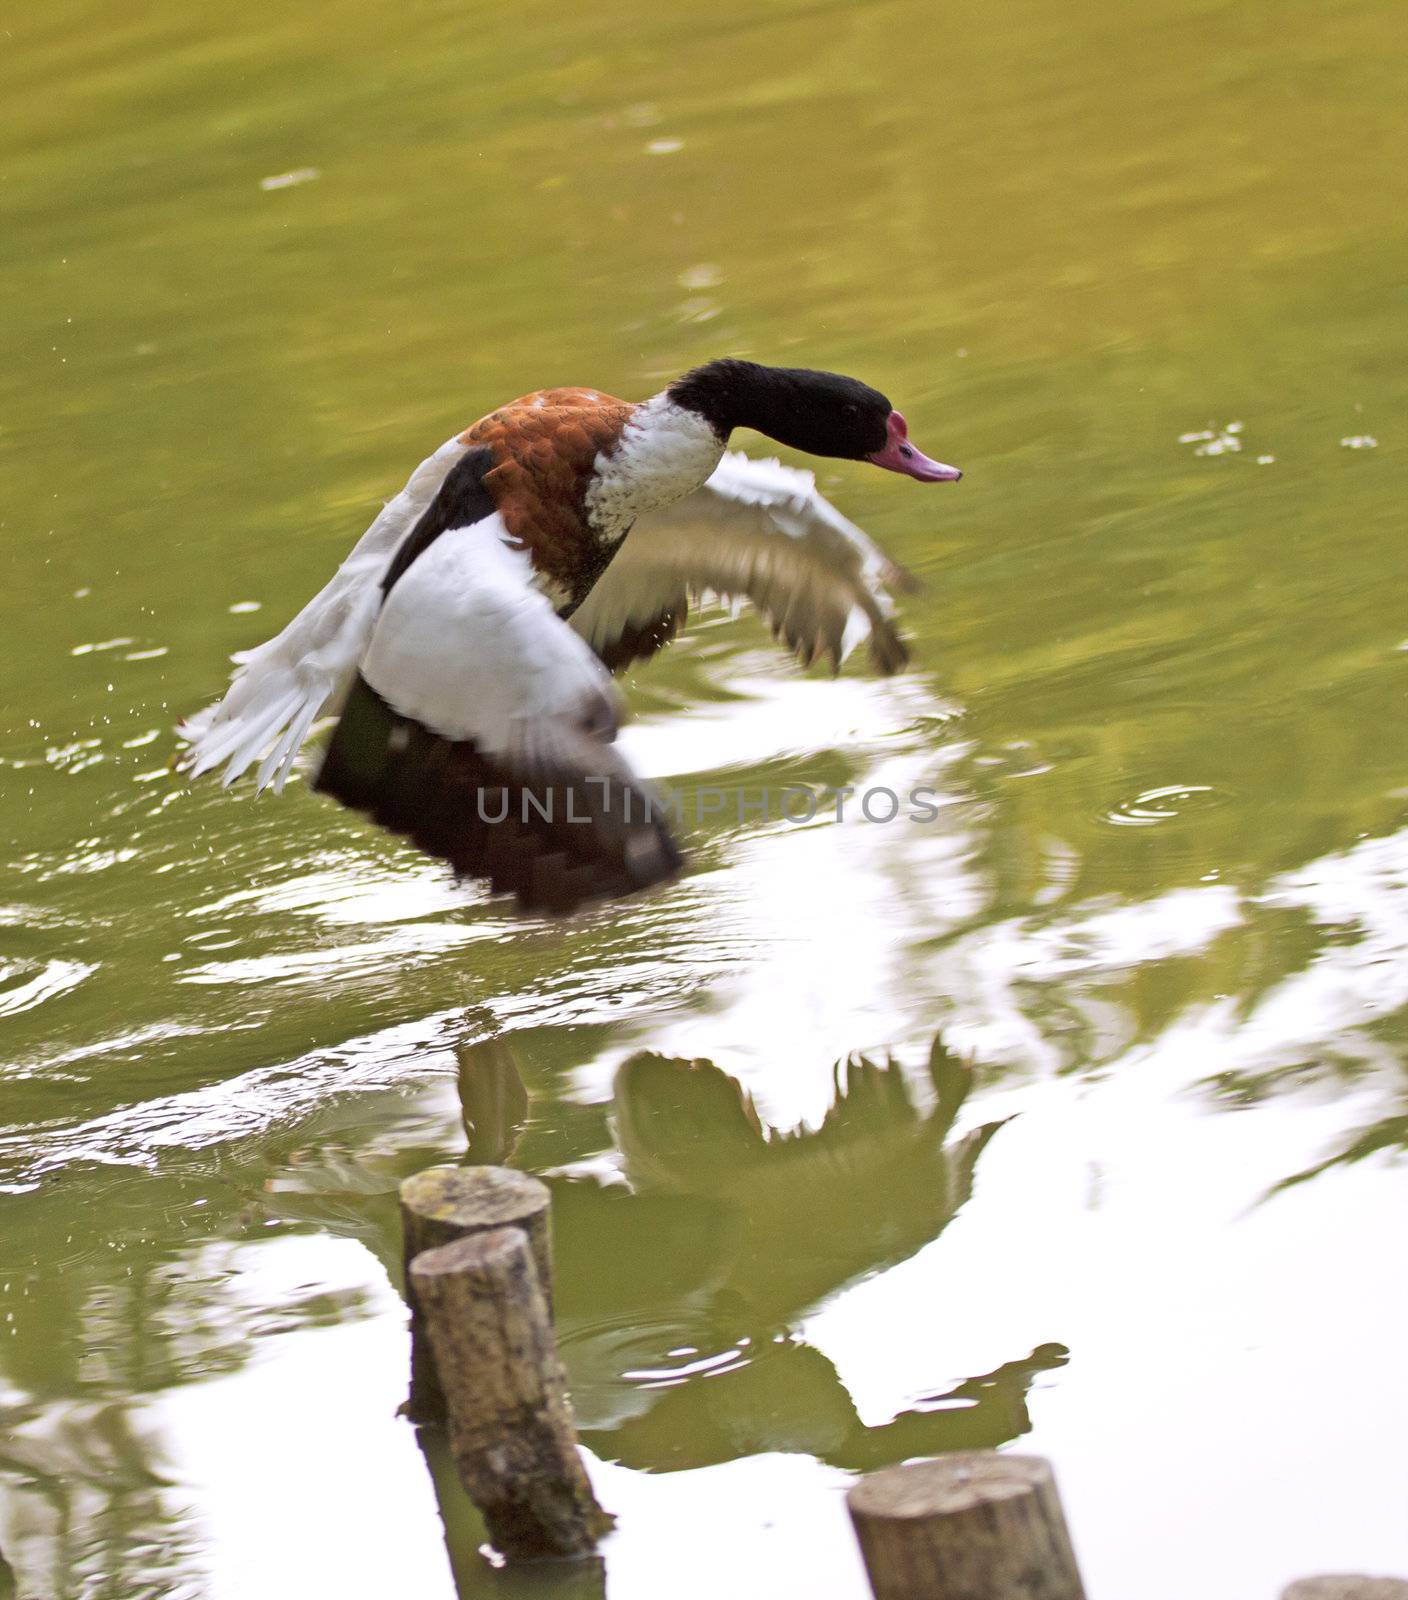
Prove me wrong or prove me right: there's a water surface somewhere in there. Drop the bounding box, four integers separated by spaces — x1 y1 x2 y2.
2 0 1407 1595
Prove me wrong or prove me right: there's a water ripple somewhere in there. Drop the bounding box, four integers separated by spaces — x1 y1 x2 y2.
1102 783 1229 828
0 958 95 1020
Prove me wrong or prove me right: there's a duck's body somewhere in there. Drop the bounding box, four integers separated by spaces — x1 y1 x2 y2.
181 360 961 912
453 387 724 601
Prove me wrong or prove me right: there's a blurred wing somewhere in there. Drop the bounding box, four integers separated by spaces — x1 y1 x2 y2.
570 451 915 675
315 513 680 913
178 436 470 792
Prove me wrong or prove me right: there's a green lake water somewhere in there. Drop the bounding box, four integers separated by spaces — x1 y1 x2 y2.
2 0 1406 1594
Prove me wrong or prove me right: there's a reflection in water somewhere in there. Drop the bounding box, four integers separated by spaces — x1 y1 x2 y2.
457 1037 531 1167
0 1028 1063 1595
1271 1104 1408 1193
415 1429 609 1600
397 1033 1064 1592
1 1172 218 1599
925 820 1408 1199
0 1134 418 1599
0 1399 198 1600
547 1038 1066 1471
4 814 1407 1593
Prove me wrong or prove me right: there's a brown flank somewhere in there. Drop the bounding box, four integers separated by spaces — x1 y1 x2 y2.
458 389 634 599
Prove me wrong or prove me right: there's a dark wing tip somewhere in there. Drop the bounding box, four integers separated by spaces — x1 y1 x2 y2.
314 675 681 915
589 602 688 675
866 619 910 675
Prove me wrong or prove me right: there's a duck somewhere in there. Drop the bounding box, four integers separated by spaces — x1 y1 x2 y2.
179 358 962 913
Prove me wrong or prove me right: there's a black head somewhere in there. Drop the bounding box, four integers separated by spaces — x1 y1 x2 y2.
668 360 890 458
667 359 962 482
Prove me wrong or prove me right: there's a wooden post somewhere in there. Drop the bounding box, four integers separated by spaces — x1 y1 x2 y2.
1283 1582 1408 1599
399 1165 552 1420
416 1420 608 1597
409 1227 612 1561
847 1453 1086 1600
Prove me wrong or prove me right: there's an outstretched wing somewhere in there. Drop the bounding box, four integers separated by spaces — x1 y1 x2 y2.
178 436 471 791
569 452 916 675
314 475 680 914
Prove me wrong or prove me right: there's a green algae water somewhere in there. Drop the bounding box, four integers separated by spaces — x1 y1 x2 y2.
2 0 1406 1594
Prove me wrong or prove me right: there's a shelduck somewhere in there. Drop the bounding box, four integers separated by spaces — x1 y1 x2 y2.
180 359 962 913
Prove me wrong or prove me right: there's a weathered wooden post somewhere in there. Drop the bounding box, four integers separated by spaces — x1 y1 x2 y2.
1283 1581 1408 1599
847 1453 1086 1600
399 1165 552 1420
409 1227 612 1560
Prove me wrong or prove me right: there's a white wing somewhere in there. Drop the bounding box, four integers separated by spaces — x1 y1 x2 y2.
569 451 916 675
361 513 621 768
178 435 469 791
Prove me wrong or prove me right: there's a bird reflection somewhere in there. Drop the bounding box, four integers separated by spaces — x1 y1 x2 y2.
523 1036 1068 1472
0 1034 1062 1597
456 1034 530 1165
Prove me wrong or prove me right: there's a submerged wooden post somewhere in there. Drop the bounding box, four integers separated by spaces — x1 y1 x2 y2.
848 1453 1086 1600
1283 1581 1408 1599
410 1227 612 1560
399 1165 552 1420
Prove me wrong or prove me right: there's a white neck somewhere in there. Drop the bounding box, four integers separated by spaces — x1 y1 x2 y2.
584 393 725 542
